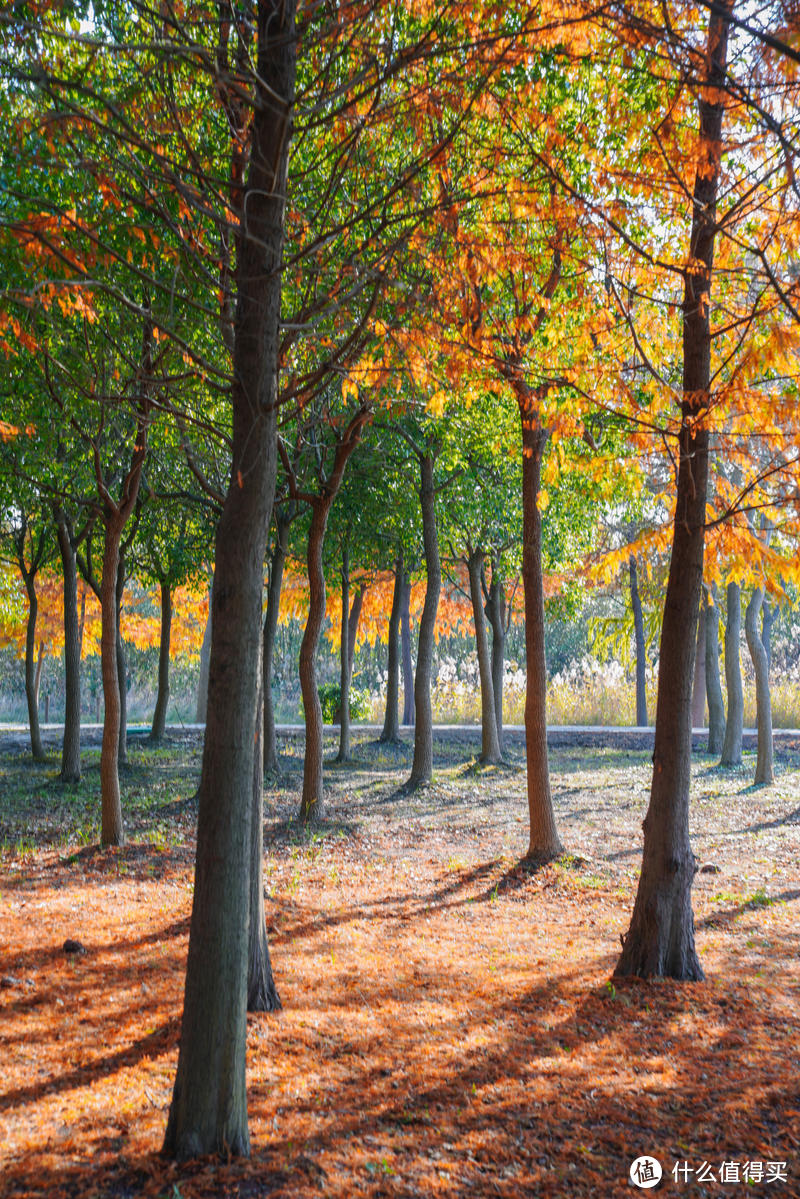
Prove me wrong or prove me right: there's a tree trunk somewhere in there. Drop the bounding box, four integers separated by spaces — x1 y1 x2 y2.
705 585 725 755
691 600 707 727
23 571 45 762
745 586 773 785
761 600 774 670
115 557 128 767
195 576 213 724
629 555 648 727
616 1 729 981
485 560 506 754
721 581 743 766
337 546 351 762
468 548 502 763
380 557 403 743
299 503 329 822
55 507 81 782
263 522 287 775
164 0 294 1160
347 584 364 683
400 574 414 725
150 580 172 741
520 417 562 859
100 519 126 846
248 672 281 1011
408 455 441 788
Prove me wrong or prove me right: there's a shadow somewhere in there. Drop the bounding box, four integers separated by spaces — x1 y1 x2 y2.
697 888 800 931
734 804 800 834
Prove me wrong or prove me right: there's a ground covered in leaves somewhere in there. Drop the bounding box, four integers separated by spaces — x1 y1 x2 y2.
1 729 799 1197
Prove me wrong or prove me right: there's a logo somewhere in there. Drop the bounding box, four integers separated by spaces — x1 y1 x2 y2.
629 1156 663 1188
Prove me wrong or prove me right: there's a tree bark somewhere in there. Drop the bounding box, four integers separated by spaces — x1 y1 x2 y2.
721 580 743 766
520 416 562 859
691 600 707 727
705 585 725 755
164 0 295 1160
400 573 414 725
263 517 288 775
347 584 364 683
100 518 127 846
337 545 351 763
115 555 128 767
629 555 648 727
468 548 502 763
150 579 173 741
55 507 81 782
299 503 330 822
408 454 441 788
22 569 45 762
195 576 213 724
484 559 506 754
380 556 403 743
745 586 773 784
616 1 730 981
248 673 281 1011
761 600 774 670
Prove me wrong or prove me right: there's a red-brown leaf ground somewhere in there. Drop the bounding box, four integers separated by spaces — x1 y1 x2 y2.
1 732 798 1197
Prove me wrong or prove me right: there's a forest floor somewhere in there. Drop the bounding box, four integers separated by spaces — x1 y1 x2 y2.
1 729 799 1198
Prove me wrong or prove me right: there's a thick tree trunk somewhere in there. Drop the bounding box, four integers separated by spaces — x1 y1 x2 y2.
23 572 45 762
55 508 81 782
299 504 329 822
705 585 725 755
520 418 562 859
400 574 414 725
691 601 707 726
616 1 729 981
150 580 173 741
100 520 126 846
745 586 773 785
248 674 281 1011
380 558 403 743
195 578 213 724
164 0 294 1160
263 524 287 775
721 581 743 766
337 547 351 763
485 562 506 753
115 558 128 767
629 555 648 727
468 548 502 764
408 455 441 788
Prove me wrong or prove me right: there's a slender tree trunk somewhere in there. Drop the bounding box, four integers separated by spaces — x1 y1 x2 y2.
263 525 287 775
721 581 743 766
761 600 774 670
115 558 128 767
705 585 725 755
616 1 730 981
519 416 562 859
347 584 364 683
400 574 414 725
299 504 330 822
33 644 44 711
745 586 773 784
55 507 81 782
23 572 45 762
248 672 281 1011
408 455 441 788
150 580 173 741
380 557 402 743
337 546 351 762
629 555 648 727
164 0 294 1160
468 548 502 763
691 601 707 727
195 577 213 724
100 519 126 846
485 562 506 753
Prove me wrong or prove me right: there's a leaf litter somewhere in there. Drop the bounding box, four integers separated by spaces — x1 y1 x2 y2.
1 731 798 1197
